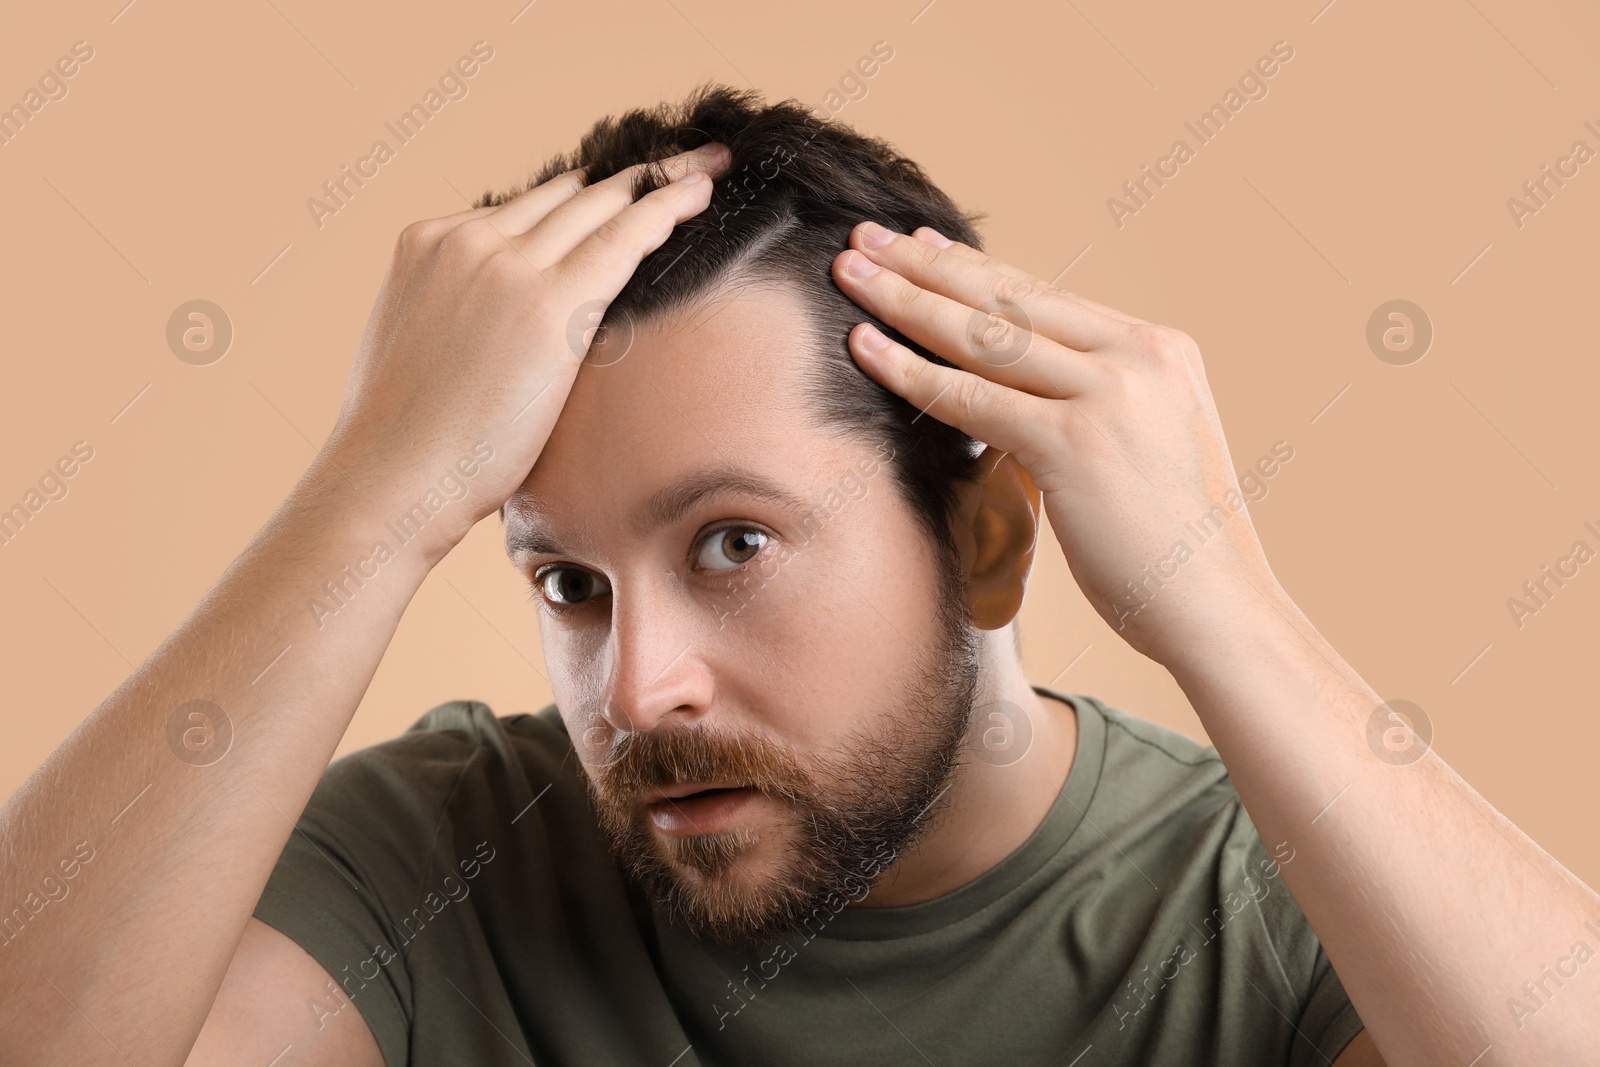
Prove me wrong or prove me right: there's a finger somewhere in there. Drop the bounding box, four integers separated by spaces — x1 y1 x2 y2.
389 149 724 261
833 249 1096 402
398 165 598 257
847 320 1059 461
909 227 1147 328
514 143 731 264
910 227 1049 287
549 168 722 315
852 222 1125 353
468 165 590 235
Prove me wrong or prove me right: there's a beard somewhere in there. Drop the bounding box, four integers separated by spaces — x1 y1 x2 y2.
579 540 983 946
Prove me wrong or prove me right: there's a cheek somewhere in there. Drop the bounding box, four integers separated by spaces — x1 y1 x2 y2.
542 621 611 735
707 548 828 680
726 524 939 731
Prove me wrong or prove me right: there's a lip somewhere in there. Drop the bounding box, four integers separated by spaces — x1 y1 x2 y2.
645 784 760 835
643 782 750 805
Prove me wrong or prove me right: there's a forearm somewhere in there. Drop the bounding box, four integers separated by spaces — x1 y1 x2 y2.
1162 581 1600 1066
0 450 439 1065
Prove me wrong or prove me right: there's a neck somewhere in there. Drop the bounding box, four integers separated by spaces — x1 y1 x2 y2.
854 631 1080 908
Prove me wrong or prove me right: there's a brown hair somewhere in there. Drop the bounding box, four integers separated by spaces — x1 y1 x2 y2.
481 82 990 567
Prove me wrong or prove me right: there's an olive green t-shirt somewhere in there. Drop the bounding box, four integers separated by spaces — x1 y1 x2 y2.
252 686 1365 1065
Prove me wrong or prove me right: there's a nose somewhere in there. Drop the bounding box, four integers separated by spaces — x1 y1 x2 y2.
599 581 714 735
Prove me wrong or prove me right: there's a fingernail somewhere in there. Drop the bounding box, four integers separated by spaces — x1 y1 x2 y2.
844 250 880 279
677 170 707 184
694 142 728 157
917 227 953 249
858 323 890 351
859 221 895 249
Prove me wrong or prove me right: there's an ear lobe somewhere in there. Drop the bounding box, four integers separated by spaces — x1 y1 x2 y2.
963 448 1043 630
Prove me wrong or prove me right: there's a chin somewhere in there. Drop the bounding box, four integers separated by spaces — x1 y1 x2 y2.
653 811 788 890
629 813 828 945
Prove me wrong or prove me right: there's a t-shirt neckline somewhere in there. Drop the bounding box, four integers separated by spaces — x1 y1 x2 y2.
809 684 1105 942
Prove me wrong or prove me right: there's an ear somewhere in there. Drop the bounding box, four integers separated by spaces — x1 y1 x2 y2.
950 446 1043 630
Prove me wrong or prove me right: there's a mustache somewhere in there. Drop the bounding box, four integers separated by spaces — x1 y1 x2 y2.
585 720 819 807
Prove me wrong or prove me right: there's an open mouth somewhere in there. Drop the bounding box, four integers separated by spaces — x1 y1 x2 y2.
647 783 754 807
667 786 745 803
646 785 760 834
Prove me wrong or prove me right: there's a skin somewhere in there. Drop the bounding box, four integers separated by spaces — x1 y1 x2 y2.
826 221 1600 1065
501 249 1391 1064
0 144 735 1065
6 125 1576 1065
503 277 1078 940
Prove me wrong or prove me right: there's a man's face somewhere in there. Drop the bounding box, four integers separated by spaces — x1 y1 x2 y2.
504 281 982 945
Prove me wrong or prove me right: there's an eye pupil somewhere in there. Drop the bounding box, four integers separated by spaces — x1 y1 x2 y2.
724 528 764 563
542 569 598 605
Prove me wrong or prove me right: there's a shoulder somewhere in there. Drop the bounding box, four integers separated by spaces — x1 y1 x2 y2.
1066 690 1296 902
1084 691 1224 771
296 700 590 880
317 699 573 800
1062 692 1360 1061
1060 690 1238 837
252 701 590 1067
341 698 571 770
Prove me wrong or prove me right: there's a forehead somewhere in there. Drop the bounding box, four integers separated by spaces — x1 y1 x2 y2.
504 280 859 553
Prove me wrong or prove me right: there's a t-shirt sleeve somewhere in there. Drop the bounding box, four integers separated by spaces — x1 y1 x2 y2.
1225 810 1367 1066
1293 948 1366 1067
250 701 500 1067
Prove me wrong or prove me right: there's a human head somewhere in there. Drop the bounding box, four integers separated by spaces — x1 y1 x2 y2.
482 84 1042 943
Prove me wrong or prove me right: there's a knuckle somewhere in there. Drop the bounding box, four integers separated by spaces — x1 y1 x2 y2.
1158 328 1199 368
891 276 926 316
485 248 543 291
950 373 988 420
437 217 506 260
1131 322 1185 360
590 214 636 254
991 273 1039 310
971 313 1019 360
394 220 441 259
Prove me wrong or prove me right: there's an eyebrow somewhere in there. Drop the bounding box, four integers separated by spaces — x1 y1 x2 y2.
504 464 813 560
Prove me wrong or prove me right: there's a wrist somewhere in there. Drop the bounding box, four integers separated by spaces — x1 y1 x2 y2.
299 441 499 575
290 450 466 578
1152 575 1311 685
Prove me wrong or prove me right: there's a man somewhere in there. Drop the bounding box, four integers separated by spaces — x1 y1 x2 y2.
1 84 1596 1066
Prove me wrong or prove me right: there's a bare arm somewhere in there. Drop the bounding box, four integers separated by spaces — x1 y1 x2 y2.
0 142 730 1066
1164 584 1600 1066
184 918 385 1067
0 455 434 1065
825 223 1600 1066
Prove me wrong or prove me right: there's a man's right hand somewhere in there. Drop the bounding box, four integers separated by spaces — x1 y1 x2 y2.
322 141 731 567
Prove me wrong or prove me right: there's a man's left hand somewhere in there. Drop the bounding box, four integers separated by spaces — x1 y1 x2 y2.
832 220 1288 666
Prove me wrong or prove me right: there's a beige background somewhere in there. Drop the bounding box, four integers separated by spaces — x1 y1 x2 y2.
3 0 1598 887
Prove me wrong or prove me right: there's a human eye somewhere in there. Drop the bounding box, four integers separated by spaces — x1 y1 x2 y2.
532 566 611 610
694 525 770 572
